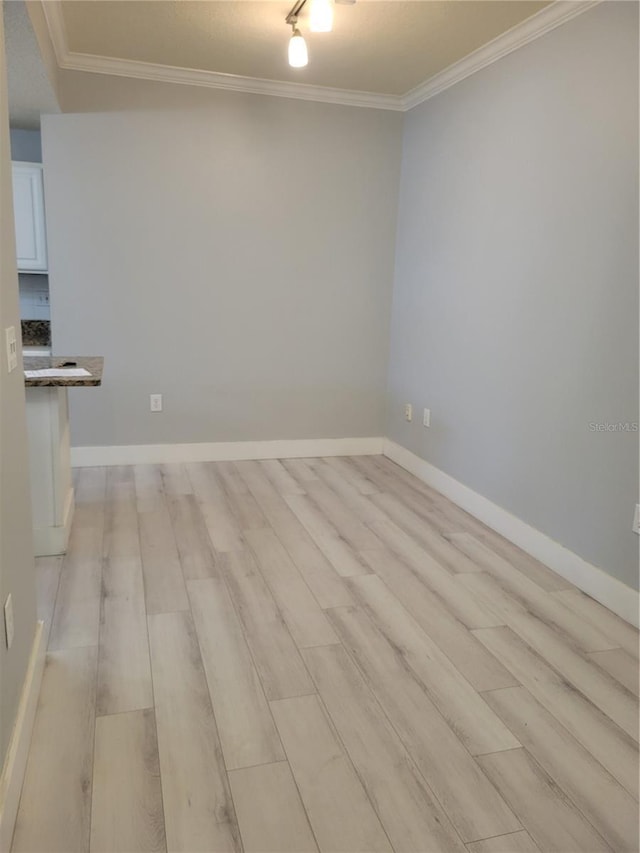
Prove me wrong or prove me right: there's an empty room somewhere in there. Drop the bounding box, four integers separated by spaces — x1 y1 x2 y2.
0 1 638 851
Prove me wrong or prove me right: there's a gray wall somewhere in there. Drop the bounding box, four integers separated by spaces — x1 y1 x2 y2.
43 82 402 447
0 10 38 768
10 126 41 161
387 2 639 590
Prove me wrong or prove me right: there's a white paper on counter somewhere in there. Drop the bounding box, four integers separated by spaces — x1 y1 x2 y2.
24 368 92 378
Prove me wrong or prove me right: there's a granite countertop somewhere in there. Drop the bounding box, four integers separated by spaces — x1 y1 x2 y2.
21 320 51 347
24 356 104 387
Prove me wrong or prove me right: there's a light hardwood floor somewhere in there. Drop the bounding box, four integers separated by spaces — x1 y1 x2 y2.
15 455 640 853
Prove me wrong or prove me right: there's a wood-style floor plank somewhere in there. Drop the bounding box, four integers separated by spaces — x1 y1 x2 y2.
304 479 383 550
370 491 482 573
449 533 616 653
463 573 638 741
135 466 189 615
148 611 240 851
214 461 269 530
245 528 338 648
370 518 501 629
221 550 315 699
49 467 106 650
285 493 373 577
280 458 320 483
485 686 639 852
188 577 285 770
306 458 387 526
588 648 639 697
90 709 166 853
478 748 612 852
466 831 541 853
553 588 640 658
159 463 193 497
474 626 639 798
236 460 353 609
97 467 153 716
167 493 219 580
14 454 639 853
360 547 517 691
473 529 572 592
327 605 521 843
349 573 520 755
259 458 307 495
302 644 468 853
228 762 318 853
325 456 379 494
270 694 393 853
186 462 244 553
12 647 97 853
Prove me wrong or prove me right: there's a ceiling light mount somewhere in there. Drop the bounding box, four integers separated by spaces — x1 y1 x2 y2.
285 0 308 27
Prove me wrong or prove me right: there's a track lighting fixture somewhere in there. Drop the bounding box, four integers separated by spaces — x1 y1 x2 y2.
285 0 352 69
309 0 333 33
288 24 308 68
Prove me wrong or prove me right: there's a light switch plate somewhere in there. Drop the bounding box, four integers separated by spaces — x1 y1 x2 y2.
5 326 17 372
4 594 14 649
633 504 639 535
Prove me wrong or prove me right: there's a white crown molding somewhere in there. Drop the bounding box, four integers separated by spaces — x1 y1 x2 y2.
401 0 602 111
383 439 639 628
41 0 600 112
40 0 403 111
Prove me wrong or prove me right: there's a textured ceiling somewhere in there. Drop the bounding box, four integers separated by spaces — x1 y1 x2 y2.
3 0 59 128
60 1 549 96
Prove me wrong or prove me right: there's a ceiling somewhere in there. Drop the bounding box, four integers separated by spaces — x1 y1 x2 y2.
58 1 550 97
3 0 59 128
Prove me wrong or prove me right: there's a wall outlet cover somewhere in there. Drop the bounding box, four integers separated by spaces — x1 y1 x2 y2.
150 393 163 413
633 504 640 535
5 326 17 373
423 408 431 427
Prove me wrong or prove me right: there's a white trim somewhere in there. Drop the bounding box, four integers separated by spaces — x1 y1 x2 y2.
383 439 639 628
401 1 601 111
71 436 384 467
0 621 46 853
58 51 404 111
41 0 599 112
32 488 74 557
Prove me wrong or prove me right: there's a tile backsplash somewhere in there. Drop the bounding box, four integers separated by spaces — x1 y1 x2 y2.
19 273 50 320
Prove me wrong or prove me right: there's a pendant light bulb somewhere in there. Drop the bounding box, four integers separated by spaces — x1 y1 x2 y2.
288 26 308 67
309 0 333 32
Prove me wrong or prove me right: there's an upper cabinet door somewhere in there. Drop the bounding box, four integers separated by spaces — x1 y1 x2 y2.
12 162 48 272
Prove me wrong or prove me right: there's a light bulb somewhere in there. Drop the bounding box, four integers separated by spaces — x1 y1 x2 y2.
288 28 308 67
309 0 333 32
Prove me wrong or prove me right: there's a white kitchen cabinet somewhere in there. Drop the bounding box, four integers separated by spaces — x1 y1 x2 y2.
12 161 48 272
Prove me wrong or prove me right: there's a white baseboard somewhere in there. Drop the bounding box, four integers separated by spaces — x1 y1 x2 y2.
71 436 384 468
383 439 639 628
32 488 75 557
0 621 45 852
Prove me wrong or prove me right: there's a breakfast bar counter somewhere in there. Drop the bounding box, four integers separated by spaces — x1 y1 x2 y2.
24 356 104 556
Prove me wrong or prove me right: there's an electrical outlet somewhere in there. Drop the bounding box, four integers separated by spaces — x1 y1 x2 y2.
150 394 163 412
404 403 412 422
5 326 17 373
4 594 14 649
633 504 640 535
423 408 431 428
